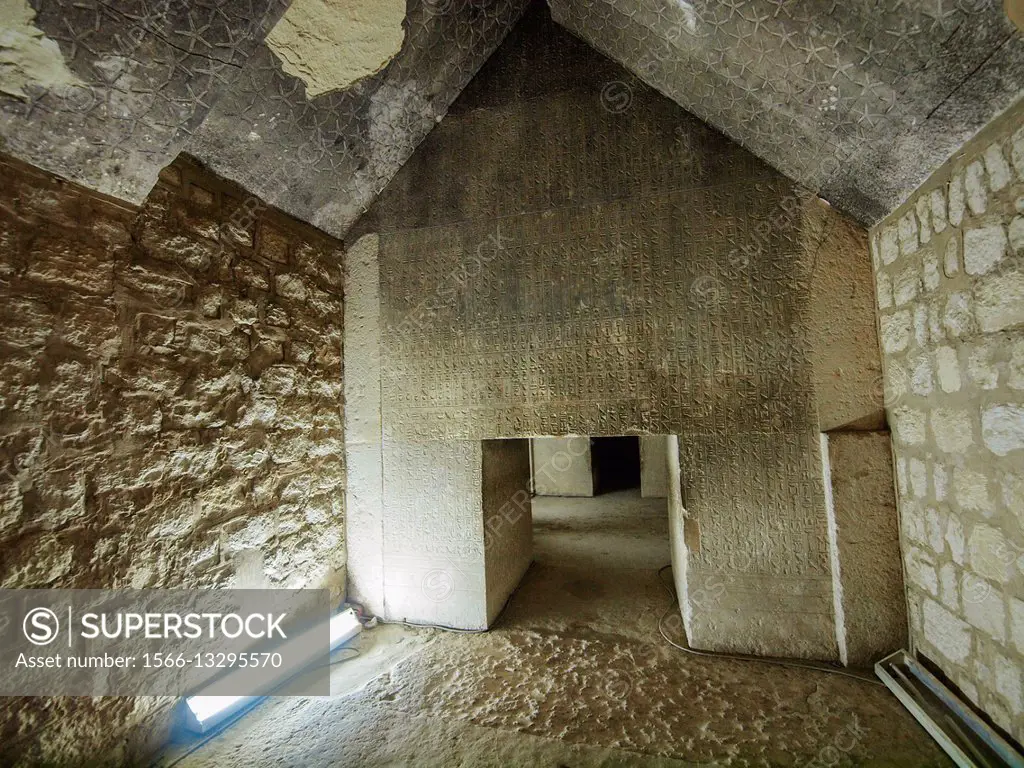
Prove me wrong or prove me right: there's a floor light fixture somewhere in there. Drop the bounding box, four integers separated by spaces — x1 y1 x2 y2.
183 608 362 734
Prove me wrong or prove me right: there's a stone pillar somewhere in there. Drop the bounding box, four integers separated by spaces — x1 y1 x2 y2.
667 201 903 663
344 236 532 629
531 437 595 496
806 196 885 431
666 436 690 619
640 435 669 498
381 439 531 629
822 431 907 666
484 440 533 624
343 234 385 615
381 440 488 628
676 432 839 660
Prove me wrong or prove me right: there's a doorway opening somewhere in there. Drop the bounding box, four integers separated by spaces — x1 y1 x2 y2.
529 435 668 499
503 436 671 640
591 436 640 493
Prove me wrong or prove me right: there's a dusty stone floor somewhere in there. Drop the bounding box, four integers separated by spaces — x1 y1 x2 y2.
169 491 950 767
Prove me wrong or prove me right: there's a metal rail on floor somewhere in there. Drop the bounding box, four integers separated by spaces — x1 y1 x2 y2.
875 649 1024 768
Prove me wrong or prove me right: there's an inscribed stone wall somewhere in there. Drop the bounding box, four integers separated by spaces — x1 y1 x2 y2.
680 431 836 658
376 180 816 440
870 101 1024 742
0 154 346 763
822 431 907 666
360 6 841 657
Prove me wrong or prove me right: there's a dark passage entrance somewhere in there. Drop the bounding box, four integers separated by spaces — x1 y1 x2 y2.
591 436 641 494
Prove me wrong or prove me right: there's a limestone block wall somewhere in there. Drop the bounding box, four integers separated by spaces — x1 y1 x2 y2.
531 437 595 497
0 154 346 762
870 102 1024 741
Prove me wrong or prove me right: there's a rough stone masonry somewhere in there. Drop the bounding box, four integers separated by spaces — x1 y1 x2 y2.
0 154 346 763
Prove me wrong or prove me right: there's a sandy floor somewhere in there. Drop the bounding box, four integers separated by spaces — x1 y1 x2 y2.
168 490 950 767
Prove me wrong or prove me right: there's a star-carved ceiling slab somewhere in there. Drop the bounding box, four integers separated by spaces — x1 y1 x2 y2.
0 0 1019 233
0 0 289 202
186 0 532 238
547 0 1024 223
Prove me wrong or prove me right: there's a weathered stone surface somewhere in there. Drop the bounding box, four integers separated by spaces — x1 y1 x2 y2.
880 226 899 265
532 437 595 497
982 404 1024 456
870 102 1024 743
969 524 1014 583
807 201 885 430
931 408 974 454
483 439 532 625
965 161 988 216
976 269 1024 333
188 1 529 238
2 0 1020 245
823 431 907 666
950 173 966 227
0 0 287 204
965 587 1007 643
881 311 912 353
963 225 1007 275
944 235 960 276
549 0 1024 226
1011 216 1024 253
910 355 934 396
380 438 530 630
931 189 948 233
967 341 1000 390
943 291 974 338
639 435 669 499
0 154 346 763
923 598 973 664
936 346 962 393
986 144 1013 192
891 406 926 445
265 0 406 98
342 233 384 615
954 467 992 513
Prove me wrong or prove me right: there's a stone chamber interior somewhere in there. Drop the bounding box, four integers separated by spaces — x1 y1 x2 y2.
0 0 1023 765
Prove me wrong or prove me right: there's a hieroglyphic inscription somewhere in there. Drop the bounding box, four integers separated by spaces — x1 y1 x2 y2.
379 176 815 442
680 431 831 578
381 441 484 563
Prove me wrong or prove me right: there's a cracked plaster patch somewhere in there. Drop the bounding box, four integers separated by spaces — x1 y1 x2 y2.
266 0 406 99
0 0 85 100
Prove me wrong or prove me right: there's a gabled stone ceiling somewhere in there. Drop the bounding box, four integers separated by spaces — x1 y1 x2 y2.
550 0 1024 223
0 0 1020 234
187 0 530 237
0 0 529 237
0 0 288 203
